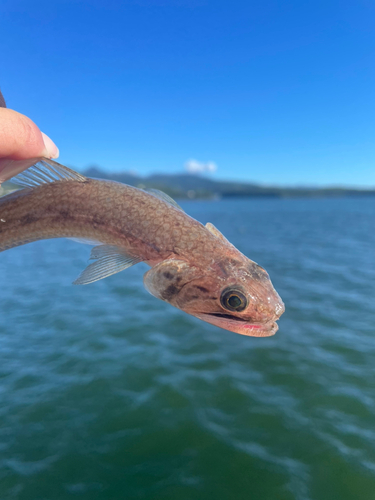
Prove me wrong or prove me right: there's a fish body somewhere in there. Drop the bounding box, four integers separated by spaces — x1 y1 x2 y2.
0 159 284 336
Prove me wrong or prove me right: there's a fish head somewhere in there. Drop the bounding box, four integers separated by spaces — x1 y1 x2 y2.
143 256 284 337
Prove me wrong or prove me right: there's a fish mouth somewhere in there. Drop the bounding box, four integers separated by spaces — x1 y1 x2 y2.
196 312 279 337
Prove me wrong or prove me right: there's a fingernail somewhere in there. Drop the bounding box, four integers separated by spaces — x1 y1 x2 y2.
41 132 59 159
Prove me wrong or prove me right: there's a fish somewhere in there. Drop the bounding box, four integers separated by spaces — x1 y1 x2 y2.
0 158 285 336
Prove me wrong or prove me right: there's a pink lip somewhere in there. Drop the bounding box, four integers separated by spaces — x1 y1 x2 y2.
241 321 279 337
195 313 279 337
236 320 278 337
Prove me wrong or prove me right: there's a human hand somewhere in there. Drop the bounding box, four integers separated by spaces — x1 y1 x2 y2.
0 89 59 184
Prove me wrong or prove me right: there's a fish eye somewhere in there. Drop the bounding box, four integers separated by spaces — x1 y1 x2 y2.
220 288 247 312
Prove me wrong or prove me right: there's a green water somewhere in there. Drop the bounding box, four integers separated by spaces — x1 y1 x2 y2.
1 198 374 500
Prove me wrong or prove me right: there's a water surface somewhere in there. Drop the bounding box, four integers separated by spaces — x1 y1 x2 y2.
1 197 374 500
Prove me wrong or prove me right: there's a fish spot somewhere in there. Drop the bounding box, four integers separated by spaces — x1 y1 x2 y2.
162 284 180 300
217 261 229 276
187 294 199 301
20 214 37 225
163 271 174 280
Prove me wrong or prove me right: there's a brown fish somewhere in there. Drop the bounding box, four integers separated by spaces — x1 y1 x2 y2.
0 159 284 336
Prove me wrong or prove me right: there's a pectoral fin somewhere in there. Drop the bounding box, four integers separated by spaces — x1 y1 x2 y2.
73 245 141 285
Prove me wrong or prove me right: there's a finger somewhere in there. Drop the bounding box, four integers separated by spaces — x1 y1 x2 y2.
0 108 59 160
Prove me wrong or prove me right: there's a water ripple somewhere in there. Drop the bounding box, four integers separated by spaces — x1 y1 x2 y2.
1 198 375 499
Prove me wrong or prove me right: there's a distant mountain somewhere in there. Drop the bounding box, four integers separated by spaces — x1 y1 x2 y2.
2 166 373 200
82 167 375 200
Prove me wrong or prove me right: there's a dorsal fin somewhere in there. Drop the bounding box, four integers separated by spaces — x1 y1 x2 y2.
0 157 41 184
11 158 86 188
145 188 184 211
205 222 234 246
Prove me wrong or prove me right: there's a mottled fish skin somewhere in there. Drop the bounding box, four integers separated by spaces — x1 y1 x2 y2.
0 159 285 336
0 177 229 262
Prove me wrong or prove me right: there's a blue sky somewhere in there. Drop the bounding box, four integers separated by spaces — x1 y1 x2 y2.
1 0 374 186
